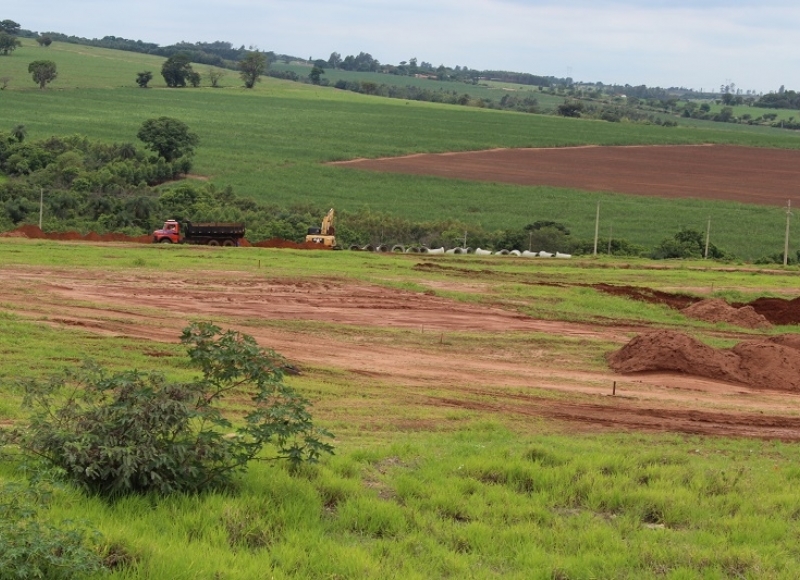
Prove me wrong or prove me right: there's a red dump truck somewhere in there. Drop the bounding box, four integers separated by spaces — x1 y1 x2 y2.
152 220 245 246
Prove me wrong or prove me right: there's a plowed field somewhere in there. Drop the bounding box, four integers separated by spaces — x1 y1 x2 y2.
334 144 800 205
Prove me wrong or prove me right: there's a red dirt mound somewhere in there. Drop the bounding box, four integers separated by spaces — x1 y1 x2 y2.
608 329 800 391
0 225 151 244
736 296 800 326
592 283 699 310
252 238 330 250
594 284 800 327
681 298 771 329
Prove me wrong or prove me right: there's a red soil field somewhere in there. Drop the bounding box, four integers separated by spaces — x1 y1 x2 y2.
333 144 800 206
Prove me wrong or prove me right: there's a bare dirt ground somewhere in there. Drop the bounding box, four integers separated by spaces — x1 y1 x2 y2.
333 144 800 206
4 262 800 440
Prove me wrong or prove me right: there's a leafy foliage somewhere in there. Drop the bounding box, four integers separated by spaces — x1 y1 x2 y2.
239 51 266 89
135 70 153 88
15 322 333 496
28 60 57 88
0 482 104 579
651 228 725 259
0 31 21 55
137 116 199 162
161 53 195 87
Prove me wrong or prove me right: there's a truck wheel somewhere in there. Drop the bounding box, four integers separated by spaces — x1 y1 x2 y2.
207 240 220 246
159 238 172 244
222 239 235 247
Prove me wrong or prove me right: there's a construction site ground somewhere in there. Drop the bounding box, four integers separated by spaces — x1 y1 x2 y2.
4 144 800 441
3 260 800 441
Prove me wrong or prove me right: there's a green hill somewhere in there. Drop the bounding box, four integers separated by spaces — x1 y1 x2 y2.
2 38 800 259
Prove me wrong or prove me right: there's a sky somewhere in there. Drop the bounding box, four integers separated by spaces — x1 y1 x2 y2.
8 1 800 93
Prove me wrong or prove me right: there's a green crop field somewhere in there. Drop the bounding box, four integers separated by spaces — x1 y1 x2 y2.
4 39 800 259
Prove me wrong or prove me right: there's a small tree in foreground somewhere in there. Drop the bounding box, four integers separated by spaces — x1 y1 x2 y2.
28 60 57 89
15 322 333 497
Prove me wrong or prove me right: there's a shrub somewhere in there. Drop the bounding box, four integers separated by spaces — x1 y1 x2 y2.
0 482 104 579
15 322 333 497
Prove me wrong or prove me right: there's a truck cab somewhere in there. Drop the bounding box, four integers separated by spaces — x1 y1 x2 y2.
153 220 181 244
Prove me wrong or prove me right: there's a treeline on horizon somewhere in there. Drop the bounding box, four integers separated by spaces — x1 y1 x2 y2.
16 25 765 102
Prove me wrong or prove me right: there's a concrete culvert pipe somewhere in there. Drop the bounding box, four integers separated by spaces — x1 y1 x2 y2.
376 245 389 253
538 251 554 258
522 250 538 258
427 247 445 255
392 244 405 253
349 244 362 251
418 246 430 253
405 246 421 253
362 244 375 252
555 252 572 259
474 248 492 256
445 248 458 254
494 249 510 256
463 247 474 254
509 250 522 257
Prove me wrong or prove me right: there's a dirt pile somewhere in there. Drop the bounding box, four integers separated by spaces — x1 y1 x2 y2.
251 238 330 249
608 329 800 391
594 284 800 327
681 298 771 329
0 226 326 249
737 297 800 326
0 225 151 243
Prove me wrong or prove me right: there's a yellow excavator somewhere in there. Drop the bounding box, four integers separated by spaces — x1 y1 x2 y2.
305 208 337 248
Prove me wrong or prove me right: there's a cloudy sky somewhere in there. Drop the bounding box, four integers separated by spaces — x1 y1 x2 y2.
8 1 799 93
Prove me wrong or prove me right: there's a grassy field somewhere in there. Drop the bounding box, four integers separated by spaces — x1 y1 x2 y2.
4 40 800 259
2 240 800 578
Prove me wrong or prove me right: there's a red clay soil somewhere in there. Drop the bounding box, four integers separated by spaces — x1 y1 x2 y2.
3 265 800 440
681 298 771 329
333 144 800 206
734 296 800 325
0 226 329 248
608 329 800 392
0 225 152 244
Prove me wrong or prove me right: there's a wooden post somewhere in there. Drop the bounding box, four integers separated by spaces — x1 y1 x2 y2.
612 381 616 396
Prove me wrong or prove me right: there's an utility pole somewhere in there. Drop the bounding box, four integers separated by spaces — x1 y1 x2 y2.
593 201 600 256
784 200 792 266
39 188 43 229
704 218 711 259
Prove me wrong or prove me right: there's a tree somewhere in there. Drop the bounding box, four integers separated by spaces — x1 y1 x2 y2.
14 322 333 496
36 34 53 47
137 116 199 162
239 51 266 88
557 100 584 117
0 19 20 34
28 60 57 89
135 70 153 88
187 71 201 87
328 51 342 69
309 65 324 85
0 31 21 55
10 124 26 143
208 68 225 87
161 53 194 87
